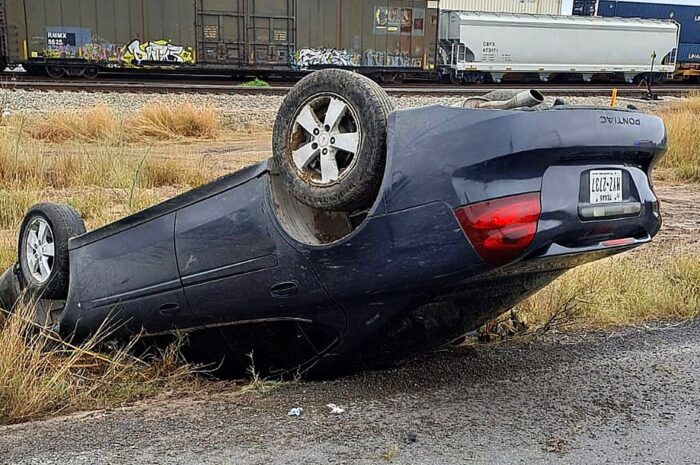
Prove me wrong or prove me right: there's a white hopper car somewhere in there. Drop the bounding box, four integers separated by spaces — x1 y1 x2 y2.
440 11 680 84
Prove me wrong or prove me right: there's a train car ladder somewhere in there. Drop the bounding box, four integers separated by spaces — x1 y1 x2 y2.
450 42 466 74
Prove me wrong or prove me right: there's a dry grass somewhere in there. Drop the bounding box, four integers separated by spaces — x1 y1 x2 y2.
29 103 219 143
656 98 700 183
0 232 13 271
29 106 121 144
0 302 197 426
132 103 218 140
516 252 700 331
0 190 41 229
1 127 205 190
0 120 205 230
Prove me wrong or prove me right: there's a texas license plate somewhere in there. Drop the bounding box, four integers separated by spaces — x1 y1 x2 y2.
590 170 622 204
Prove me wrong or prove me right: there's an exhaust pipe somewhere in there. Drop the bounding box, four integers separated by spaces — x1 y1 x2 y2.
463 90 545 110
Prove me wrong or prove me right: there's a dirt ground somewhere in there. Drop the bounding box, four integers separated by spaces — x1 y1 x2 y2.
1 321 699 464
652 182 700 252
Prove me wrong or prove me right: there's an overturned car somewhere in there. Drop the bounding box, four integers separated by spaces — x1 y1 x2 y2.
0 70 666 376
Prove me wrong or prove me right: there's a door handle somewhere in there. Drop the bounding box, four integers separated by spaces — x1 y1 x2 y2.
159 302 180 316
271 281 299 298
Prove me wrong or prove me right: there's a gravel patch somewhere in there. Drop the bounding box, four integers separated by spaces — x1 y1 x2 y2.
0 88 685 130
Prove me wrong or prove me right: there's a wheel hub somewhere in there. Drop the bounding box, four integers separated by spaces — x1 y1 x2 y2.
317 132 330 148
289 95 362 186
25 218 55 284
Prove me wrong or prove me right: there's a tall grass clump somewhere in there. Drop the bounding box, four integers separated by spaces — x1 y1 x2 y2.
516 252 700 330
0 233 13 271
29 106 121 144
131 103 218 140
656 98 700 182
0 190 41 229
0 137 204 192
0 303 197 425
28 103 219 144
138 157 206 188
0 129 42 187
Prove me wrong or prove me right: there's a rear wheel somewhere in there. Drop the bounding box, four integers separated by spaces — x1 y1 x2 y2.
18 204 86 300
273 69 393 212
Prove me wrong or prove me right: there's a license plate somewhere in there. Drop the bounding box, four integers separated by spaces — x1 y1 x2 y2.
590 170 622 204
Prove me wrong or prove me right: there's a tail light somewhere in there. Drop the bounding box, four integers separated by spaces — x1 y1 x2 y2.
455 192 541 266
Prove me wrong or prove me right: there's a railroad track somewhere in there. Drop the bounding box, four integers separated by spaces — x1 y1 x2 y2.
1 74 698 98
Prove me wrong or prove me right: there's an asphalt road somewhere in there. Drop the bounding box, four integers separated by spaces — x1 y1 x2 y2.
2 321 699 465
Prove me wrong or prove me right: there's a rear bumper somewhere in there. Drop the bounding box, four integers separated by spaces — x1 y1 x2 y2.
526 163 661 261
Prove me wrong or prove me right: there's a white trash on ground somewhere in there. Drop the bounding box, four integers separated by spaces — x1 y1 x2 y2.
326 403 345 414
288 407 304 417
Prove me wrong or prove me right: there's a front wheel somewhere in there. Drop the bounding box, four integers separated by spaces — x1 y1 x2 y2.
18 204 86 300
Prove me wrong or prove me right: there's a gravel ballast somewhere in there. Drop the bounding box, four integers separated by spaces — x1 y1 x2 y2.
0 88 684 130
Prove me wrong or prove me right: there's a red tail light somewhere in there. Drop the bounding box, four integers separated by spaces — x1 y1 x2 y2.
455 192 541 266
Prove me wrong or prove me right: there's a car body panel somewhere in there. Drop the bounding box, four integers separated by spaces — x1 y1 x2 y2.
381 105 665 213
174 173 345 333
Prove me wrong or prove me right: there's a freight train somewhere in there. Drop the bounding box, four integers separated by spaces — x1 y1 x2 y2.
590 0 700 80
0 0 684 84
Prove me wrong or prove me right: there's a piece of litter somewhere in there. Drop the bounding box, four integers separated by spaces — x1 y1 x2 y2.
288 407 303 417
403 432 418 444
326 403 345 414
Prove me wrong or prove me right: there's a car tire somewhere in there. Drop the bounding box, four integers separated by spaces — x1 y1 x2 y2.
273 69 394 212
18 204 86 300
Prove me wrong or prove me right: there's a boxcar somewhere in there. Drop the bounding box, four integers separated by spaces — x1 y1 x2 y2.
596 0 700 79
0 0 439 81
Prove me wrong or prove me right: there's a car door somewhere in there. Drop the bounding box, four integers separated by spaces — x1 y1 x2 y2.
174 173 344 335
68 212 191 335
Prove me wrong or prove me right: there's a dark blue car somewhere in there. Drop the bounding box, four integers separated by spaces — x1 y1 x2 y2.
0 70 666 376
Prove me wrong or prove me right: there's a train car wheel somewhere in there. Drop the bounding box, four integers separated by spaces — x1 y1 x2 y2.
83 67 99 79
45 66 65 79
449 71 463 86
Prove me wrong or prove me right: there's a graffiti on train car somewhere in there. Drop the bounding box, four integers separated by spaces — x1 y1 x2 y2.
293 48 418 70
41 27 194 67
374 6 427 36
121 40 194 66
292 48 358 69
